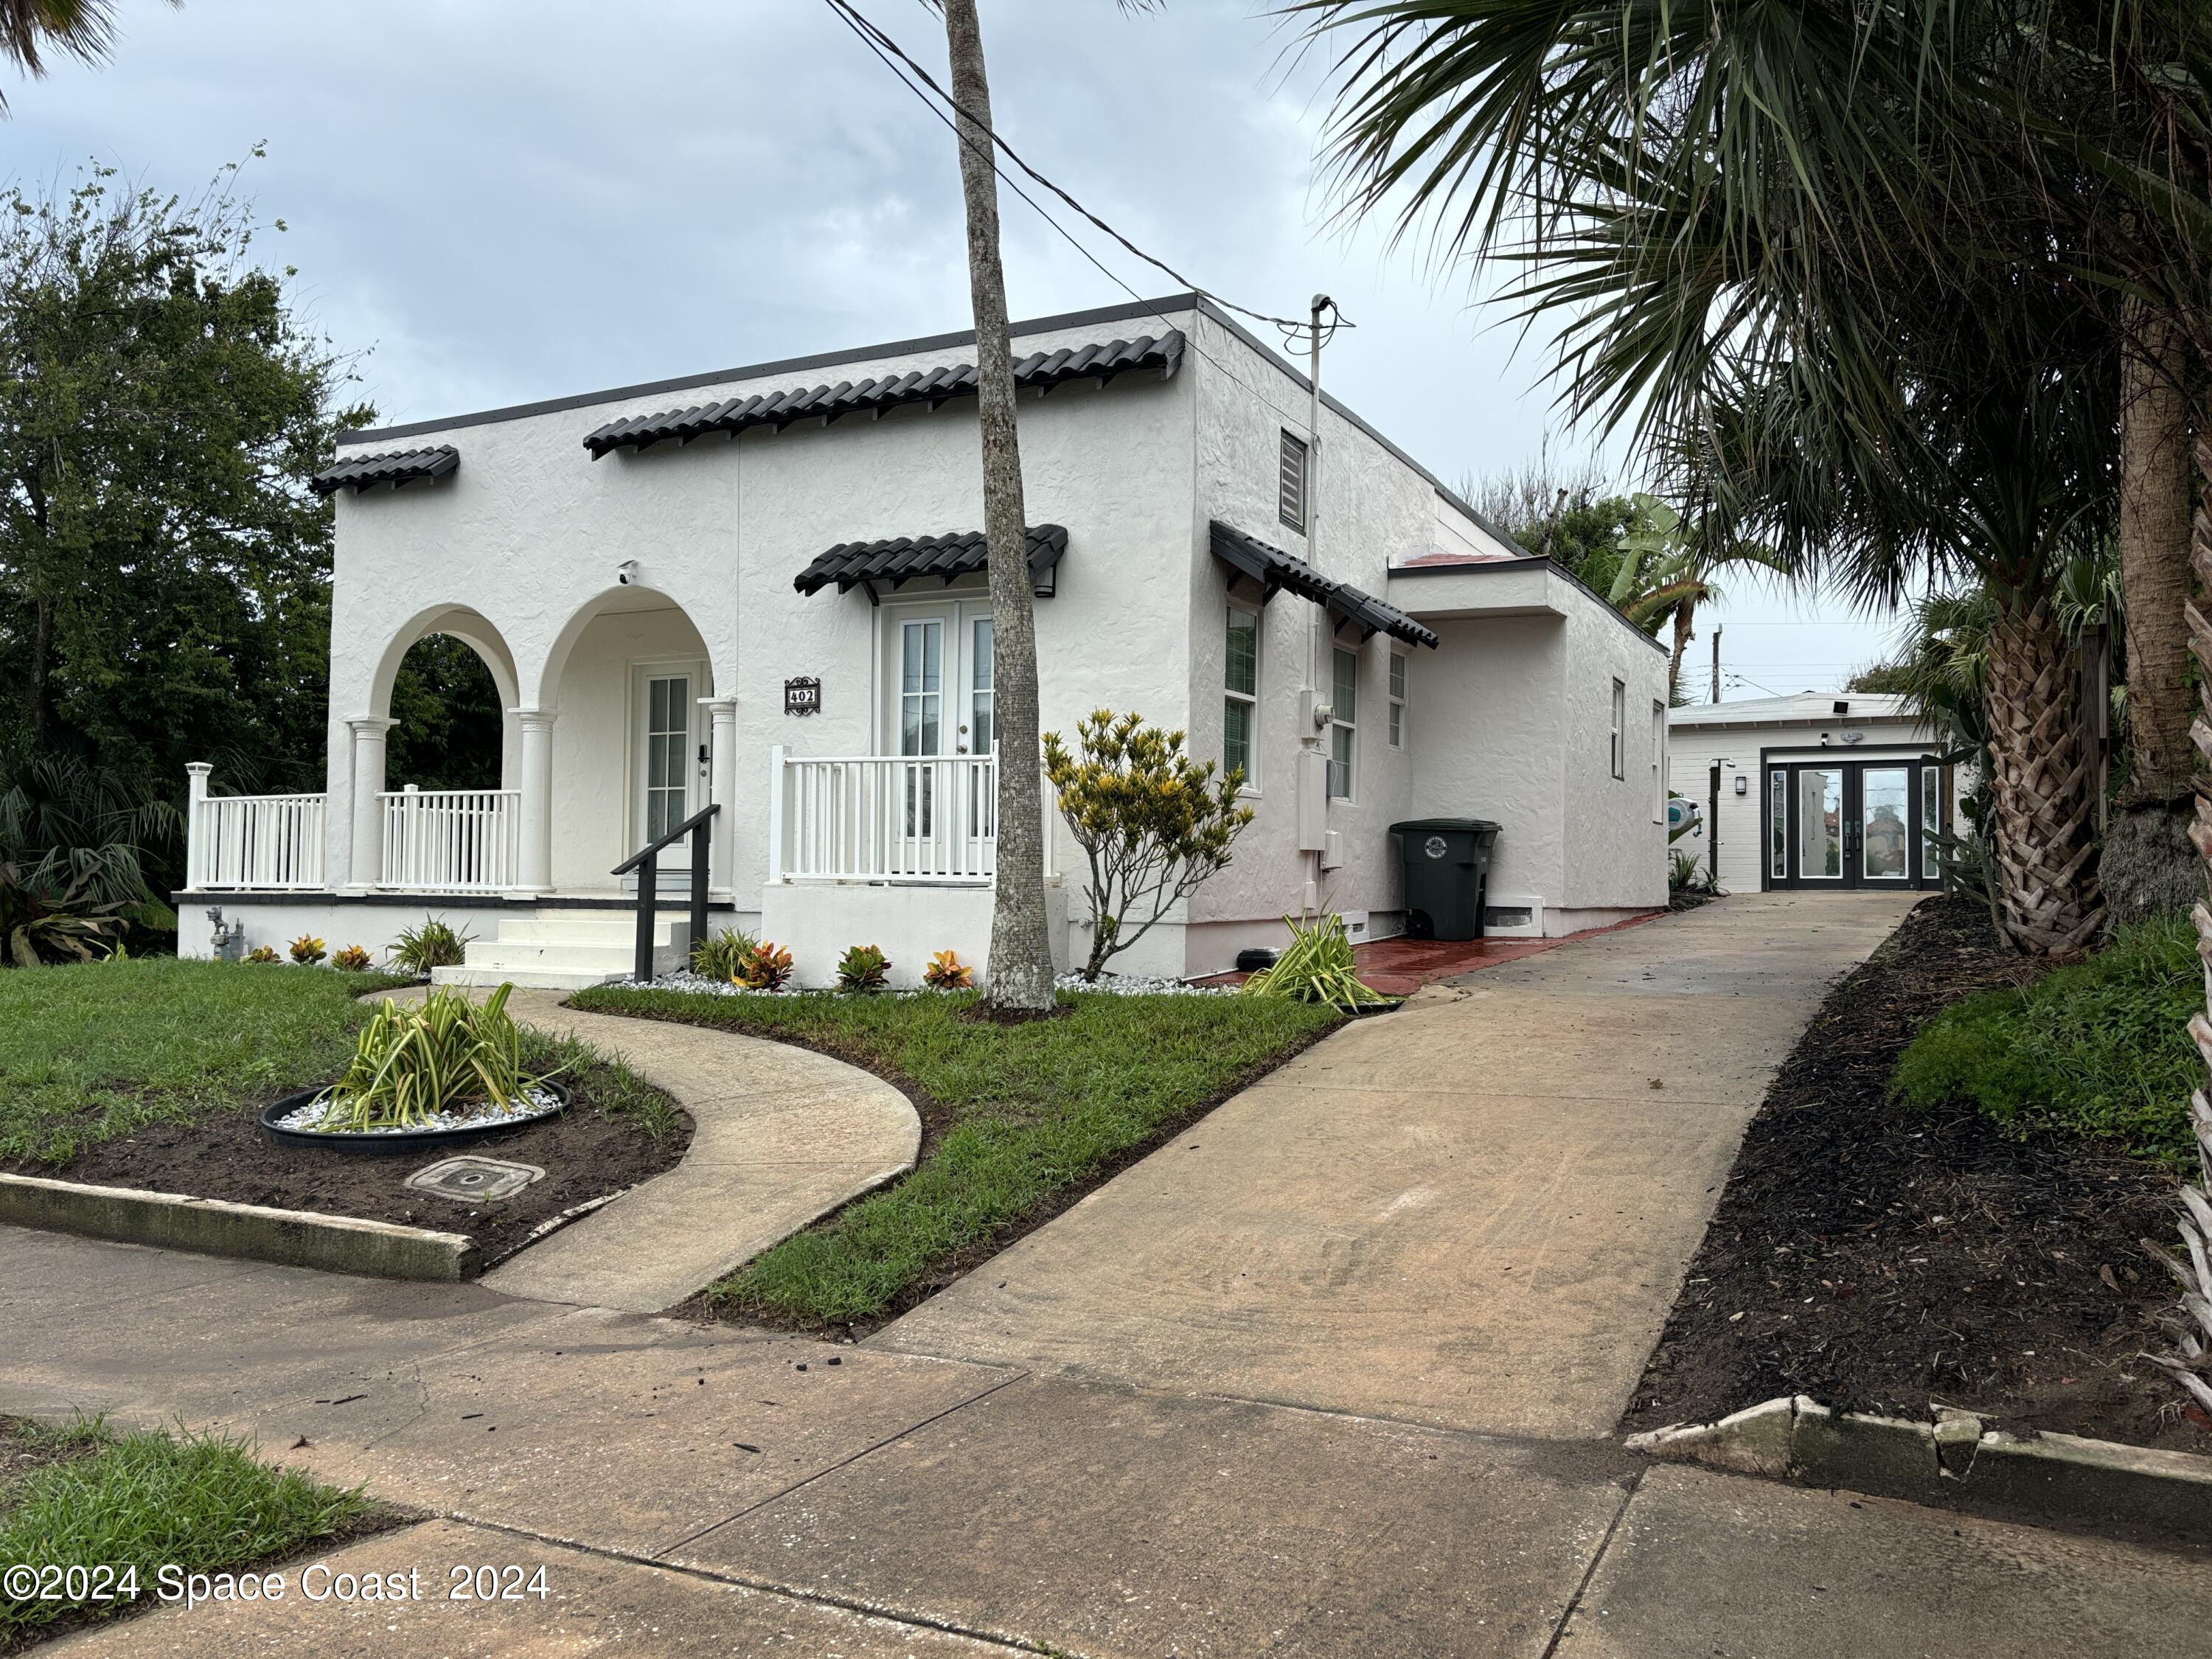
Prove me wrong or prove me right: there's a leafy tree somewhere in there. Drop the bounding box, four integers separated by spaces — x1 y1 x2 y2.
386 636 504 791
1043 710 1254 982
0 161 367 878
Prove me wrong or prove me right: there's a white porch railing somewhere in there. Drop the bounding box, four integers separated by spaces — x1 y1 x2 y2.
378 786 521 892
188 785 327 891
771 751 1054 885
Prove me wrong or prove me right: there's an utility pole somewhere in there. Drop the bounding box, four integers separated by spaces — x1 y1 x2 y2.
1293 294 1339 914
1710 625 1722 704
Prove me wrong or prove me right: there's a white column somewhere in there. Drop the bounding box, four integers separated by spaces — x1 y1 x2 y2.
514 709 557 893
344 718 395 892
184 762 212 888
701 696 738 897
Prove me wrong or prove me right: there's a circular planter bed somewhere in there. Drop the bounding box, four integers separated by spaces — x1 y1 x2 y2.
257 1081 570 1158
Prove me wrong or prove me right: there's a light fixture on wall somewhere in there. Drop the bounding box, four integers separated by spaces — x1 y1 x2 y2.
1734 775 1748 796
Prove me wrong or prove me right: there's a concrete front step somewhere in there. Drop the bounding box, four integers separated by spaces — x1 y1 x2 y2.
429 964 626 991
495 912 681 947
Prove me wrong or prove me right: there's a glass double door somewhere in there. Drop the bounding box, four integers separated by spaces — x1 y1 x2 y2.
886 603 995 854
1767 759 1943 890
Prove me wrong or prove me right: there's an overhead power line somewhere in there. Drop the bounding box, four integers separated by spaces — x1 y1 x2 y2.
818 0 1340 338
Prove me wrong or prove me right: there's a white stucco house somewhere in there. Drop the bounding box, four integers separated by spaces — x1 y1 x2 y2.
177 294 1669 987
1669 692 1961 894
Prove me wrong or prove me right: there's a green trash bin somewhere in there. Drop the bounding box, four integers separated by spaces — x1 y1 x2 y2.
1389 818 1502 941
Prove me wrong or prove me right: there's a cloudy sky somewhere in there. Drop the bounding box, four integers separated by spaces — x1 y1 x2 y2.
10 0 1894 698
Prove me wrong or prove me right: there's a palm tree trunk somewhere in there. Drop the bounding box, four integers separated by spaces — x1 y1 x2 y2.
2106 299 2199 922
942 0 1056 1012
1666 598 1695 706
1982 596 2104 954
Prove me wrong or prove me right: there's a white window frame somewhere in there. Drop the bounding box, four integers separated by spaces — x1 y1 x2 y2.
1388 651 1408 750
1610 678 1627 780
1652 700 1666 821
1328 644 1358 801
1279 429 1309 533
1224 601 1261 793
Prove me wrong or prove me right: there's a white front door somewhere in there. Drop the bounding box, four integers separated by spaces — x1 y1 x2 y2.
630 661 706 884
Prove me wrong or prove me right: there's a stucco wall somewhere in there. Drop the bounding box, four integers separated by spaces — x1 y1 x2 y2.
1557 596 1672 914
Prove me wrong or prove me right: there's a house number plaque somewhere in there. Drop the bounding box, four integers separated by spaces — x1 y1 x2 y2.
784 676 822 717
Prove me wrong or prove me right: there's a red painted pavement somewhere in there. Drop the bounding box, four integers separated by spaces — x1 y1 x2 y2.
1196 908 1670 997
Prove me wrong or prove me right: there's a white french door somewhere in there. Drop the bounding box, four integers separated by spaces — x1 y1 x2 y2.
630 661 706 888
883 603 995 865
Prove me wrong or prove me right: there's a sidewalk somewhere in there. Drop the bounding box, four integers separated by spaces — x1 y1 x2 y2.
9 894 2202 1655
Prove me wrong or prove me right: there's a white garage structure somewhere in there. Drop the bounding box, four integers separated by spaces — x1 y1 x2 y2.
1669 693 1960 894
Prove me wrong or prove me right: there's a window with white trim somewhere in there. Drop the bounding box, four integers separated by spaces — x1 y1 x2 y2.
1279 429 1308 532
1652 700 1666 821
1328 646 1357 799
1388 652 1408 749
1610 678 1626 779
1224 605 1259 788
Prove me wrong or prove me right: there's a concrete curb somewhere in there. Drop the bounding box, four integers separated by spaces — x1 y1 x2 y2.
1629 1395 2212 1544
0 1172 476 1281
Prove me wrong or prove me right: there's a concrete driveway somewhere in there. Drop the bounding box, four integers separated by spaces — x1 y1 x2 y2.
875 891 1921 1437
10 891 2204 1655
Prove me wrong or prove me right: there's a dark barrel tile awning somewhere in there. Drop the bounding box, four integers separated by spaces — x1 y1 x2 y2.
309 446 459 496
794 524 1069 599
1208 520 1438 648
585 333 1185 459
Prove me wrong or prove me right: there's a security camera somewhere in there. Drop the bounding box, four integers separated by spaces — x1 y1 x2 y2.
615 560 639 587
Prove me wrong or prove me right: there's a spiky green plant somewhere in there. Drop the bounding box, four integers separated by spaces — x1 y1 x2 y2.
314 984 550 1132
1241 914 1390 1012
388 916 471 975
692 926 759 981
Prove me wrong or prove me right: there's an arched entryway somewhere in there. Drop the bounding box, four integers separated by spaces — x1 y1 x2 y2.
532 586 731 894
346 605 524 892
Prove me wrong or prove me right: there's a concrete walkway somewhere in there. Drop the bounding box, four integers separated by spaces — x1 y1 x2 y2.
876 891 1919 1436
10 894 2204 1655
392 987 919 1312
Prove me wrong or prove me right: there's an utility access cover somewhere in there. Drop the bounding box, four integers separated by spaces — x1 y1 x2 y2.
405 1155 546 1203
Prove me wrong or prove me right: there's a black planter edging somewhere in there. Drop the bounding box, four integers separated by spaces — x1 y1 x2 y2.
1345 998 1407 1018
258 1080 569 1157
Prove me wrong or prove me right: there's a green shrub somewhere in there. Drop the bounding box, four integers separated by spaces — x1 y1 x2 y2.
314 984 549 1131
836 943 891 992
287 933 327 966
388 915 471 975
1242 913 1390 1012
1891 910 2198 1166
691 926 759 981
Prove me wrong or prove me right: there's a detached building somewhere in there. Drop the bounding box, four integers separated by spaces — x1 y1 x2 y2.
179 294 1669 984
1669 692 1958 893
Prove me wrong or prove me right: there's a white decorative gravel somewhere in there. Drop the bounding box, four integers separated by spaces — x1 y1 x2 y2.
627 967 1233 998
275 1085 563 1137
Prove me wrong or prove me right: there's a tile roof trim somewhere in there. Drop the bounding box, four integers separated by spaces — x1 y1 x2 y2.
585 335 1182 459
793 524 1068 597
308 445 459 497
1209 521 1438 650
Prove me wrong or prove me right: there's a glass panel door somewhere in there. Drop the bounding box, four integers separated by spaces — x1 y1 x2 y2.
1860 766 1912 883
1795 767 1845 884
898 617 945 839
965 614 995 851
643 674 691 844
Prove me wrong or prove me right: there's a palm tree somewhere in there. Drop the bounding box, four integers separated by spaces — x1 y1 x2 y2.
0 0 121 109
929 0 1158 1010
1293 0 2113 953
1607 492 1790 704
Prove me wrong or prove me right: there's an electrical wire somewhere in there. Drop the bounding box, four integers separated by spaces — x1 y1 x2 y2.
821 0 1346 339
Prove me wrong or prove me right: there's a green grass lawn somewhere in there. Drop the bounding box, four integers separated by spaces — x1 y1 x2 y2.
1891 908 2198 1167
0 1413 378 1644
0 957 417 1166
571 985 1342 1325
0 959 685 1168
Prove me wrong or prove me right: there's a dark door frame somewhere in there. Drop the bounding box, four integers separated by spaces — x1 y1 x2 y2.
1759 745 1947 891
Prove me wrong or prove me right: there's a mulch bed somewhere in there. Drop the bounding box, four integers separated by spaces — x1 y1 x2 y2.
1622 895 2211 1455
12 1070 691 1269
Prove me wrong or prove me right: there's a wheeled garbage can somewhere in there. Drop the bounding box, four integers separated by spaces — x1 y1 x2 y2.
1388 818 1502 941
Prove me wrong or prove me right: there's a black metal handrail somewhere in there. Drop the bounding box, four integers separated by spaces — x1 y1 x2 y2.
612 802 721 983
